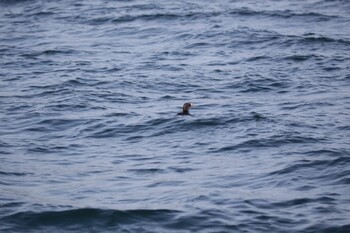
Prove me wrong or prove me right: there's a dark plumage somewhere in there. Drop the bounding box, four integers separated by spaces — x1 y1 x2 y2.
177 103 192 115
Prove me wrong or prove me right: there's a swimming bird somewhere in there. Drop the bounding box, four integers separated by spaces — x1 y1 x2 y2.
178 103 193 115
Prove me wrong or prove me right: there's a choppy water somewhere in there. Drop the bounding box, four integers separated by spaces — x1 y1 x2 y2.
1 0 350 232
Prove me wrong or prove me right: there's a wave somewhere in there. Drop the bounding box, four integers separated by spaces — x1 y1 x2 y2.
81 6 342 26
21 49 80 59
224 75 291 93
0 171 32 176
82 11 220 25
277 34 350 48
0 208 180 232
5 207 348 233
245 196 337 209
82 111 265 140
229 8 341 21
210 134 322 154
266 156 350 186
0 0 30 4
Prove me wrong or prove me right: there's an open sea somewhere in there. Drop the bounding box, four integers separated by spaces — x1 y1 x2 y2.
1 0 350 232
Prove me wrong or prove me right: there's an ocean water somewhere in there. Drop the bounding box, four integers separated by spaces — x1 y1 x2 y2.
1 0 350 232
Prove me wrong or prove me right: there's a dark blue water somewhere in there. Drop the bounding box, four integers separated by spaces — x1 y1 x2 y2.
1 0 350 232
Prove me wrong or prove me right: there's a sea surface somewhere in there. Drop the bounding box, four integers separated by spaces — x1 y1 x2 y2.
1 0 350 232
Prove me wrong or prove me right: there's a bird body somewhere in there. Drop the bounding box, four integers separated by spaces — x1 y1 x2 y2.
178 103 192 115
